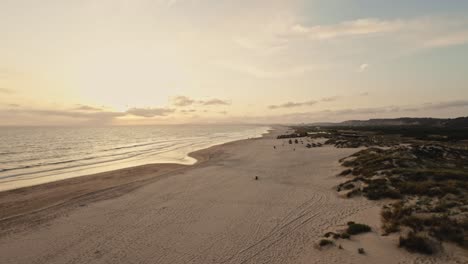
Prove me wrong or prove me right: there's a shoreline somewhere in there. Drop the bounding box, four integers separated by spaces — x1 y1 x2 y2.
0 126 272 192
0 127 277 235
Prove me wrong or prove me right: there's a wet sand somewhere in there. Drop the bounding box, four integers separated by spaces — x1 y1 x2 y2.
0 127 465 264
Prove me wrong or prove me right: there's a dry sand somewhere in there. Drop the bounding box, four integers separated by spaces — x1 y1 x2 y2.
0 127 465 264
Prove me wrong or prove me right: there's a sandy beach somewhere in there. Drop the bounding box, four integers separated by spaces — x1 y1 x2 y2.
0 127 465 264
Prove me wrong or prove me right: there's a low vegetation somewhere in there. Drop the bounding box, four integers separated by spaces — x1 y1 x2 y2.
283 123 468 254
336 144 468 251
399 232 435 255
320 222 371 247
319 239 334 247
347 223 372 235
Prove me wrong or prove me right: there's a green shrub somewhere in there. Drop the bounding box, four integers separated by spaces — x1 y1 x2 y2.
343 183 355 190
429 218 465 245
340 232 350 239
400 216 425 232
339 169 352 176
319 239 334 247
347 223 371 235
363 180 402 200
381 202 413 233
399 233 434 255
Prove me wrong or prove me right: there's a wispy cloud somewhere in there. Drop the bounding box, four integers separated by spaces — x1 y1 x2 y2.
73 104 103 111
318 100 468 116
2 108 126 125
180 109 196 114
172 96 230 107
424 31 468 48
126 107 175 117
201 99 230 106
269 100 317 109
421 100 468 110
172 96 196 107
1 105 177 125
289 100 468 120
291 18 404 40
358 63 369 72
286 16 468 52
269 96 341 110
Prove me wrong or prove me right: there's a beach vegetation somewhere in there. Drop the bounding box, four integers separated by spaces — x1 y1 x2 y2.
347 223 371 235
340 232 350 239
399 232 434 255
291 124 468 253
319 239 334 247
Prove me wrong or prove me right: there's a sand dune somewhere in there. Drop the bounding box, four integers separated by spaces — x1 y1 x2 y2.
0 128 465 264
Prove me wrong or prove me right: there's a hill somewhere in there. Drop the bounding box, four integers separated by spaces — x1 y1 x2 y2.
314 117 468 128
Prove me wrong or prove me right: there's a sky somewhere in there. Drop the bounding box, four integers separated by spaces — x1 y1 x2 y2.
0 0 468 126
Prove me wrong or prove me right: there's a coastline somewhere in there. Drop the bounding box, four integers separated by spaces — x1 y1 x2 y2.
0 128 273 234
0 125 464 264
0 125 272 192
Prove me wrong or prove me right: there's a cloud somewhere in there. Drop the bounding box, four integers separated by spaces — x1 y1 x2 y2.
268 96 341 110
318 101 468 116
180 109 197 115
172 96 230 107
424 31 468 48
359 92 370 96
358 63 369 72
0 108 127 126
3 105 177 119
294 100 468 119
201 99 230 106
287 16 468 52
269 100 317 109
421 100 468 110
73 104 103 111
172 96 196 107
0 103 180 125
291 18 404 40
126 107 175 117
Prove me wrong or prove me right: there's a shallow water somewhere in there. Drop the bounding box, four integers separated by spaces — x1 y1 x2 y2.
0 125 270 191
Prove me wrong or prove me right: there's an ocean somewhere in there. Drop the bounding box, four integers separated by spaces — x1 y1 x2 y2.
0 125 270 191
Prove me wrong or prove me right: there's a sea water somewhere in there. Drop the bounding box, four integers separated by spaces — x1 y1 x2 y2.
0 125 270 191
